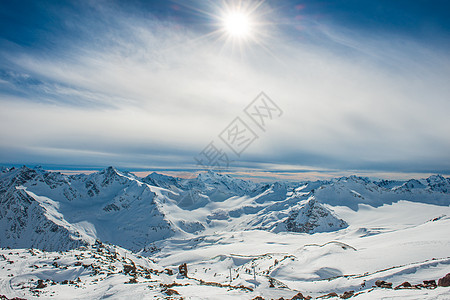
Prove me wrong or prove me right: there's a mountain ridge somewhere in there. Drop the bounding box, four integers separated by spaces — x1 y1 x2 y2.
0 166 449 252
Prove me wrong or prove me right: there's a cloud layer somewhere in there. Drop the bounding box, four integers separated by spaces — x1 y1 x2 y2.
1 1 449 176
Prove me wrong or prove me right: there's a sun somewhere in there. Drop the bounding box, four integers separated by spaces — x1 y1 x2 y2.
178 0 273 53
223 11 252 38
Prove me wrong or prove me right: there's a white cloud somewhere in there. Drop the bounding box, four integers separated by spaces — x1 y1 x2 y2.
1 5 449 174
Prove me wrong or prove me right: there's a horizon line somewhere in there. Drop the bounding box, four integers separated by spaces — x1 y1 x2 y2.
2 163 449 182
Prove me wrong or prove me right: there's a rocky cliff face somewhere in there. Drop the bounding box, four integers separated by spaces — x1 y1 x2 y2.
0 183 87 251
283 198 348 233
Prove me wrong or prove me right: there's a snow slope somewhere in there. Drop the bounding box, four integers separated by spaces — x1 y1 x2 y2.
1 166 449 251
153 200 450 299
1 166 450 299
2 201 449 299
0 167 176 251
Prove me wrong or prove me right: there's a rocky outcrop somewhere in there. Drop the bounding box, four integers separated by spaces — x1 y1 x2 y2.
438 273 450 287
375 280 392 288
284 198 348 233
340 291 354 299
394 281 414 289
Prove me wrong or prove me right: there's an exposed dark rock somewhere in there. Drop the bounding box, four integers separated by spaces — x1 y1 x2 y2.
1 295 27 300
165 289 180 295
340 291 354 299
103 203 120 212
123 264 136 275
375 280 392 288
165 268 173 275
290 292 304 299
126 277 138 284
36 279 46 289
394 281 415 289
438 273 450 287
284 199 347 233
269 280 275 288
317 292 339 299
178 263 188 277
423 280 437 289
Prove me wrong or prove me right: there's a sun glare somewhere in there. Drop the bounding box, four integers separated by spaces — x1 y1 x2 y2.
182 0 272 53
224 11 252 38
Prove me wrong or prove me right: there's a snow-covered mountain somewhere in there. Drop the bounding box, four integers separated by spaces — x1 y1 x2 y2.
281 197 348 233
313 175 450 209
1 166 449 253
1 166 450 299
0 166 175 251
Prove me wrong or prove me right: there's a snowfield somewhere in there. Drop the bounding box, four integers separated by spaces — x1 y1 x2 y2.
1 166 450 299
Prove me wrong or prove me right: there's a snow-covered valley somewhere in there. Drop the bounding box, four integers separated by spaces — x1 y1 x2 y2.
1 166 450 299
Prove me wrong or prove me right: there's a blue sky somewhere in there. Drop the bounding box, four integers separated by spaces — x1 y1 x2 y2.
1 0 449 179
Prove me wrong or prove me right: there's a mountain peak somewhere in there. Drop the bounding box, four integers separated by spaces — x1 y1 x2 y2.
10 165 40 185
102 166 118 174
98 166 125 179
142 171 180 189
427 174 446 182
147 171 175 180
336 175 370 184
197 170 224 181
426 174 450 193
284 197 348 233
19 165 34 172
89 166 126 188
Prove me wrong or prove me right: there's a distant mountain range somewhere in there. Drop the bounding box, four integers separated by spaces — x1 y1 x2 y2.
1 166 449 252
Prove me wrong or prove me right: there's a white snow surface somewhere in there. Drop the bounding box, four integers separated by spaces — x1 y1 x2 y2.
1 166 450 299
